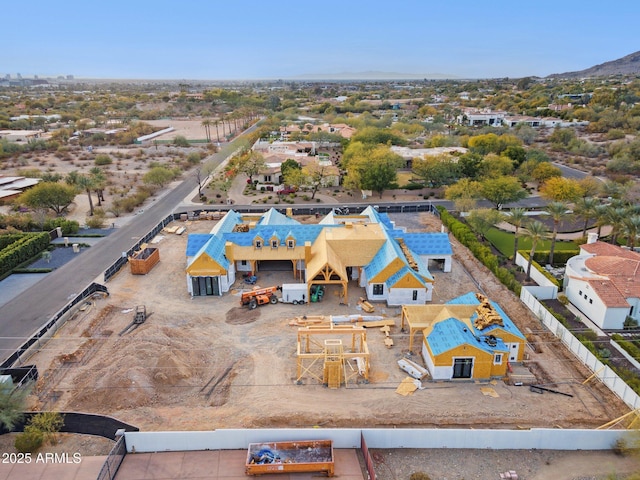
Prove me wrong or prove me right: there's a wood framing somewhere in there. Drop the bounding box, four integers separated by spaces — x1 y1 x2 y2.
296 324 370 387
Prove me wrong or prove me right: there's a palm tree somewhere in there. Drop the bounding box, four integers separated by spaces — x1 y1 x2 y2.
201 119 211 143
214 119 220 142
507 207 528 264
89 167 107 206
623 215 640 250
594 203 610 237
606 205 629 245
574 196 600 238
523 220 549 281
545 201 569 266
76 175 96 216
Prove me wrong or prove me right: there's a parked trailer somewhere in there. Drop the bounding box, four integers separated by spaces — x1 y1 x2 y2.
280 283 308 305
245 439 334 477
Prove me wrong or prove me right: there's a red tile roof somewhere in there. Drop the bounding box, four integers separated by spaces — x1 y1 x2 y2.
581 242 640 307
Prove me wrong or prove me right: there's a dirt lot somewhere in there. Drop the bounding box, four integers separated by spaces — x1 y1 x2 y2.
23 213 630 433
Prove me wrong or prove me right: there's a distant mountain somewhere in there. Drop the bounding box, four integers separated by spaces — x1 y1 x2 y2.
548 51 640 78
291 71 458 80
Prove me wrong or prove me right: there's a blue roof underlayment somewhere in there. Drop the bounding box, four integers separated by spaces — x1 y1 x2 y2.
258 208 300 226
428 317 508 356
224 224 332 247
446 292 526 340
186 234 213 257
400 232 452 256
188 233 229 270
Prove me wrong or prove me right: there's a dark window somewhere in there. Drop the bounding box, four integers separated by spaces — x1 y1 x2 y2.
453 358 473 379
589 298 593 304
412 290 418 301
373 284 384 296
255 240 262 248
271 240 278 248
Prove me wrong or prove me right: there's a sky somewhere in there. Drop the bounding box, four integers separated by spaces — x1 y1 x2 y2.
2 0 639 80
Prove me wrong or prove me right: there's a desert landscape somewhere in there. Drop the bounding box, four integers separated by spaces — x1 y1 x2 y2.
21 212 629 432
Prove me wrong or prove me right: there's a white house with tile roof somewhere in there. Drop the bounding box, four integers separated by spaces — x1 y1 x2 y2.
564 237 640 330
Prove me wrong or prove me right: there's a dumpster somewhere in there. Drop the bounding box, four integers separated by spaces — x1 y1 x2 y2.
245 439 334 476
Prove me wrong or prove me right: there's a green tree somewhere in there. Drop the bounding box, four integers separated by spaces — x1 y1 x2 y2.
201 119 212 142
479 154 514 177
444 178 483 213
480 176 527 209
531 162 562 184
412 155 460 186
539 176 584 202
301 160 333 199
237 151 266 183
75 175 96 216
280 159 301 180
545 201 569 265
143 166 174 188
523 220 549 281
507 207 528 263
18 182 77 216
466 208 504 241
344 145 403 198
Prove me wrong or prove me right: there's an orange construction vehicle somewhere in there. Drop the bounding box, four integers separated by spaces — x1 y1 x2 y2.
240 286 280 309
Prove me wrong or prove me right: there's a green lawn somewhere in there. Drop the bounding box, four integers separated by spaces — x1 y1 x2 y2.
485 227 580 259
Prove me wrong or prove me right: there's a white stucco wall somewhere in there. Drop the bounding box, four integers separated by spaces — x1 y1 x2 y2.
387 287 430 306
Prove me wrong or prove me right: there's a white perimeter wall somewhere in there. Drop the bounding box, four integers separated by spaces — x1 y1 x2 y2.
515 252 558 298
123 428 625 453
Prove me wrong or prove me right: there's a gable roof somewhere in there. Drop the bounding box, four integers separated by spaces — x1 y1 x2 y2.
258 208 300 226
210 210 243 235
186 234 213 257
186 233 229 274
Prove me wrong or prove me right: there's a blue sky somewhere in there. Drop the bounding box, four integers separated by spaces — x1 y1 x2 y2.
3 0 638 80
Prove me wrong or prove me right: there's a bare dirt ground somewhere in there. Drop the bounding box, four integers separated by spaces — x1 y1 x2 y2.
21 212 631 436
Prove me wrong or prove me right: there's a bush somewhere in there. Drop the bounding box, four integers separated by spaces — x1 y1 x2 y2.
28 412 64 445
14 425 44 453
173 135 189 147
410 473 432 480
94 154 112 166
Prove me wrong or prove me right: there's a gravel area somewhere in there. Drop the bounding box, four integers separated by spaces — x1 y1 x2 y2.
369 448 640 480
28 245 90 270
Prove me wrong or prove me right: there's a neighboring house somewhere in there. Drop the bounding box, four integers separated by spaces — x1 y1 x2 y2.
390 146 467 169
185 206 450 305
279 123 355 140
0 176 40 202
456 108 506 127
401 292 526 381
0 129 43 143
564 237 640 330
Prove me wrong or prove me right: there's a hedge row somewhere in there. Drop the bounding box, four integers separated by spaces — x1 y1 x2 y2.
437 206 521 295
530 250 578 267
0 233 25 251
518 251 562 288
611 334 640 361
0 232 50 277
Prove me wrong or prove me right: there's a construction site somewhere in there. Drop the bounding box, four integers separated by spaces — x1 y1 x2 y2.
24 213 632 432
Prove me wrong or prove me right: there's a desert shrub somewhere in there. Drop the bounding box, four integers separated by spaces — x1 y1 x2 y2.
14 425 44 453
410 473 432 480
173 135 189 147
94 154 112 166
28 412 64 445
